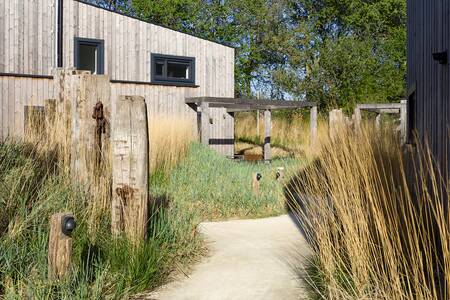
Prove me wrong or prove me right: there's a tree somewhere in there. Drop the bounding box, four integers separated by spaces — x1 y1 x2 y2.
274 0 407 110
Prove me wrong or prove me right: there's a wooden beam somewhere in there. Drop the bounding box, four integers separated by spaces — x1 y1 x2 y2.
310 106 318 149
200 101 210 146
264 109 271 161
356 103 405 110
112 96 148 243
186 97 317 110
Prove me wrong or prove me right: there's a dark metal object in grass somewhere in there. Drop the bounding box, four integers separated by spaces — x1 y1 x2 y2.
61 215 76 236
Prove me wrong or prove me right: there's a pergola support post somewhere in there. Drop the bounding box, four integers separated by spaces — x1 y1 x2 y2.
400 100 407 143
375 113 382 131
354 106 362 129
310 105 318 149
200 102 210 145
264 109 271 161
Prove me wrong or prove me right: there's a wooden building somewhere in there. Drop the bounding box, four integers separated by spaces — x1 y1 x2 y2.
407 0 449 177
0 0 235 156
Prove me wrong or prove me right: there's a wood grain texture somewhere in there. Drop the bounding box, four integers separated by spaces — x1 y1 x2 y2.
112 95 148 242
48 213 73 280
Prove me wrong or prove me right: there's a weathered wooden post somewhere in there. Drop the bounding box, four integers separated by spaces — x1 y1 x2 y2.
375 113 382 131
256 109 260 138
55 71 111 184
354 106 362 133
252 172 262 195
200 101 210 146
112 96 149 243
44 99 56 129
276 167 285 182
400 99 407 143
264 109 271 161
48 213 76 280
310 105 318 149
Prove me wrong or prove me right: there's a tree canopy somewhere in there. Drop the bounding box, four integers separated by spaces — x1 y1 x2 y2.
87 0 407 110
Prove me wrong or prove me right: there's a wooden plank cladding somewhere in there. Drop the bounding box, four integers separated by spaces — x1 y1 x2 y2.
0 0 235 152
0 0 56 75
407 0 450 177
0 76 55 139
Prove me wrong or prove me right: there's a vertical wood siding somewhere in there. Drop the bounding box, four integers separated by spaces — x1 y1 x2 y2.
0 0 56 75
0 76 55 139
408 0 450 176
0 0 235 156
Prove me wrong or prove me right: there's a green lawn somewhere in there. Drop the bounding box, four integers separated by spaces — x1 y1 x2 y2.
152 143 304 222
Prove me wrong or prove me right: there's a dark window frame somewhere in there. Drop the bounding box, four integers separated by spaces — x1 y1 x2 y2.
151 53 195 85
74 37 105 75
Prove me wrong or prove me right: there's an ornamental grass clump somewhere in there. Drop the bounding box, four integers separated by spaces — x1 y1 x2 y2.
286 124 449 299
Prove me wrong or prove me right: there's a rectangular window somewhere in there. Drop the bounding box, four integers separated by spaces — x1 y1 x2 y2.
74 37 104 75
151 53 195 85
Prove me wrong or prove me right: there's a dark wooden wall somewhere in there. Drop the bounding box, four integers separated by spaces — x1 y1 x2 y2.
407 0 449 177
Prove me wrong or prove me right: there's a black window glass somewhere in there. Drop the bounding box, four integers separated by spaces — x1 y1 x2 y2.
167 62 189 79
78 44 98 74
155 60 165 76
75 38 104 75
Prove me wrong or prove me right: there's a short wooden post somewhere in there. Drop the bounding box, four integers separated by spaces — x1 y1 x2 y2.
310 106 318 149
48 213 75 280
400 100 407 143
264 109 271 161
276 167 285 182
200 101 210 146
112 96 149 243
252 172 262 195
256 110 260 138
375 113 382 131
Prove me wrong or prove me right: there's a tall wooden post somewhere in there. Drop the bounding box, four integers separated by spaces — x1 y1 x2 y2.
112 96 149 243
256 110 260 138
310 106 318 149
400 100 407 143
48 213 75 280
354 106 362 134
375 113 382 131
200 101 210 146
264 109 271 161
60 73 111 184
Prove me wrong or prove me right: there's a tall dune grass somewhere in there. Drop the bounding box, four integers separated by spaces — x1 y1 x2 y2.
235 111 328 156
0 109 201 298
149 116 197 174
286 124 449 299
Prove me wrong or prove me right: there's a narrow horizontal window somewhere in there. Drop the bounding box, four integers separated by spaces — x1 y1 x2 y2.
151 54 195 85
74 37 105 75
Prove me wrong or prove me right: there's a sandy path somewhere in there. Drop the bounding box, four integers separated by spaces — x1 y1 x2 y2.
141 215 311 300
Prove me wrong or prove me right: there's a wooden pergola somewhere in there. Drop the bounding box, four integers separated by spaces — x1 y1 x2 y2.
354 100 407 143
186 97 318 161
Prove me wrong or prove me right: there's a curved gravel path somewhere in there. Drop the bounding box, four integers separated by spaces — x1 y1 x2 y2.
142 215 311 300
